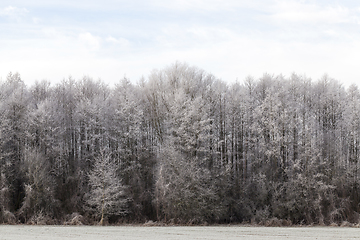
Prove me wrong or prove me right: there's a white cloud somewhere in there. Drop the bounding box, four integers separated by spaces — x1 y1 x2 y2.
78 32 101 51
149 0 257 12
1 24 359 88
0 6 29 21
106 36 118 43
270 1 357 25
323 29 337 36
1 0 360 88
153 24 238 51
106 36 130 48
32 17 41 24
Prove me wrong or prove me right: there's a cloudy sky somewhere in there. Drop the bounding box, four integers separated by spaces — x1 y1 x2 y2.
1 0 359 87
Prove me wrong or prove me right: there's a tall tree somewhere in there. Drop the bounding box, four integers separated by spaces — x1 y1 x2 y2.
0 72 28 212
86 149 128 225
18 148 58 222
154 144 221 223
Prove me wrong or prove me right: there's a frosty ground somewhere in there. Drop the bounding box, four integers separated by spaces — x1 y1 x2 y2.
1 226 360 240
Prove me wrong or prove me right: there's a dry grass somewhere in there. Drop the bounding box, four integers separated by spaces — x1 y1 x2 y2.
63 213 85 225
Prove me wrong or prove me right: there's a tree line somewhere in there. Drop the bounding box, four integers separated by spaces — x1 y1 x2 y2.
1 62 360 225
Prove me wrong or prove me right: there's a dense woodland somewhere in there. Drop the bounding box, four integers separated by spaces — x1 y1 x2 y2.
1 62 360 225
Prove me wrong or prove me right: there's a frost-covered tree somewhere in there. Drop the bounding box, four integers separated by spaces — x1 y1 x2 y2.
0 72 28 212
2 65 360 225
86 149 128 225
109 78 156 220
19 148 58 223
0 169 11 223
155 144 222 223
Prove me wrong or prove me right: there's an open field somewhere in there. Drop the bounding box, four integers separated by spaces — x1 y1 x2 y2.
1 226 360 240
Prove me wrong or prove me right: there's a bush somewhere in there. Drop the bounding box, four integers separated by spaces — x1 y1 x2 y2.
265 217 282 227
2 210 16 224
27 211 55 225
63 212 85 225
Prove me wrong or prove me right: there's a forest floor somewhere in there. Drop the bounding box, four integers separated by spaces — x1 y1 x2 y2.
1 225 360 240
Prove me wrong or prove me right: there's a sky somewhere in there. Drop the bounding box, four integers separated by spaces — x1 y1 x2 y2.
1 0 360 87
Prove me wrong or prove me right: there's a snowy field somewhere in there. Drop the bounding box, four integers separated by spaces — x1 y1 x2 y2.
1 226 360 240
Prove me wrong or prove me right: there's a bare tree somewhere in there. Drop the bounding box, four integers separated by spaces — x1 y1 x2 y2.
19 148 58 223
86 149 128 225
155 144 222 223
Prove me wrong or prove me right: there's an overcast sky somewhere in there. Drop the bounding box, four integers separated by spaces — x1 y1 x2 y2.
1 0 359 87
